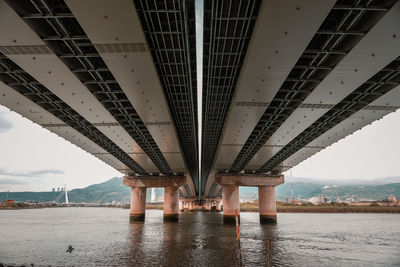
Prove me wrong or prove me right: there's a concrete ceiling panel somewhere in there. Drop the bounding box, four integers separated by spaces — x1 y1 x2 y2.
66 0 186 172
213 0 335 172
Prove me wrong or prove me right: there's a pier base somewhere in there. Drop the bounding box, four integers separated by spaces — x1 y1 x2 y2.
129 187 146 222
205 200 212 211
179 198 184 212
124 175 186 222
164 187 179 222
259 186 277 224
215 173 284 224
221 185 239 224
216 200 222 212
188 200 194 211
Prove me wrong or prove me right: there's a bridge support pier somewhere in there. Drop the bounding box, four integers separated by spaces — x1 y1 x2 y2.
124 175 186 222
164 187 179 221
221 185 239 224
179 198 184 212
216 200 222 212
188 200 195 211
215 173 284 224
129 186 147 222
258 186 277 224
205 200 212 211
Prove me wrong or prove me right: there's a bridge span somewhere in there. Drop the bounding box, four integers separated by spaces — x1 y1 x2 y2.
0 0 399 223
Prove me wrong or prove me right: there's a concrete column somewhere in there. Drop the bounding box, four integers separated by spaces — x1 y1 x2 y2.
179 198 184 212
164 187 179 221
216 200 222 212
222 185 239 224
205 200 211 211
258 186 277 224
188 200 194 211
129 187 147 222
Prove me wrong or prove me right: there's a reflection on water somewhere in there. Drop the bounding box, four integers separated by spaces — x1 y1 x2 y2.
0 208 399 266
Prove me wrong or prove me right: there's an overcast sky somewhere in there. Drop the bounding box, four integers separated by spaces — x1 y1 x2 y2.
0 105 121 191
1 104 400 191
286 109 400 181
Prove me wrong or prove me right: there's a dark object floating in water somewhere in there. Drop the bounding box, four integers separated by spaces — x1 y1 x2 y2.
66 245 74 253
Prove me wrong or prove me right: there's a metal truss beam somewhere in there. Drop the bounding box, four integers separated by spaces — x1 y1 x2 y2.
258 57 400 173
229 0 395 173
135 0 199 193
6 0 173 175
0 53 148 175
201 0 262 196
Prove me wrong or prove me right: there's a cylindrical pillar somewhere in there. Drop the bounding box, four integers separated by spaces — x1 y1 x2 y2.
205 200 211 211
188 200 194 211
222 185 239 224
130 187 147 222
179 198 184 212
258 186 277 224
164 186 179 221
216 200 222 212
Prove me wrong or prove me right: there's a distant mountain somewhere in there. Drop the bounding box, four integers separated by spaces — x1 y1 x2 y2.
239 182 400 202
274 182 400 201
1 177 134 203
1 177 400 203
286 176 400 185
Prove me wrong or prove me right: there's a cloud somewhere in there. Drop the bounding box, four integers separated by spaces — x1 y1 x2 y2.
0 179 26 185
0 110 13 133
0 168 65 177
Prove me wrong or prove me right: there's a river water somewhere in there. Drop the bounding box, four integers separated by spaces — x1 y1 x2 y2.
0 208 399 266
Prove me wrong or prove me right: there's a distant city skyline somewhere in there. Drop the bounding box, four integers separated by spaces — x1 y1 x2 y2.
1 104 400 191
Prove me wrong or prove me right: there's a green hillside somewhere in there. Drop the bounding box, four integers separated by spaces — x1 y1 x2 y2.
1 177 400 203
0 177 131 203
257 182 400 201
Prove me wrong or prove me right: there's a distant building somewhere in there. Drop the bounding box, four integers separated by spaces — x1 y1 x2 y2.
387 195 397 202
308 197 319 203
317 194 324 203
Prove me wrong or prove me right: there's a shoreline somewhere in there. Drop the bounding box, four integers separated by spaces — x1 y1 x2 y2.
244 205 400 213
2 205 400 213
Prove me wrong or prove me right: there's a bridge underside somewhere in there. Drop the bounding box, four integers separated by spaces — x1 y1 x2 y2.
202 0 400 199
1 0 400 204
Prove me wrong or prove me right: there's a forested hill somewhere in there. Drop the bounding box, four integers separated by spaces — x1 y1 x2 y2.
1 177 399 203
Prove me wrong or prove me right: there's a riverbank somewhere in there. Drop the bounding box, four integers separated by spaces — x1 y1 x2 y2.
139 203 400 213
240 203 400 213
0 206 43 210
4 203 399 213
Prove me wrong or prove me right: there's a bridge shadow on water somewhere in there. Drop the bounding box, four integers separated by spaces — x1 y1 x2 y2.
122 211 279 267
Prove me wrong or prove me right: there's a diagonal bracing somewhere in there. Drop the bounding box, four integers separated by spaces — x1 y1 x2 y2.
258 57 400 173
229 0 396 172
201 0 261 195
6 0 173 175
0 52 148 175
134 0 199 192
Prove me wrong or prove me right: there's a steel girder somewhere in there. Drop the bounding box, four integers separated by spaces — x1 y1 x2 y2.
201 0 261 196
6 0 173 175
0 52 148 174
259 57 400 173
134 0 199 193
229 0 396 173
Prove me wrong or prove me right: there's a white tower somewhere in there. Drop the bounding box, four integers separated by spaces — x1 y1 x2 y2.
291 182 294 202
151 187 156 202
64 184 69 205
